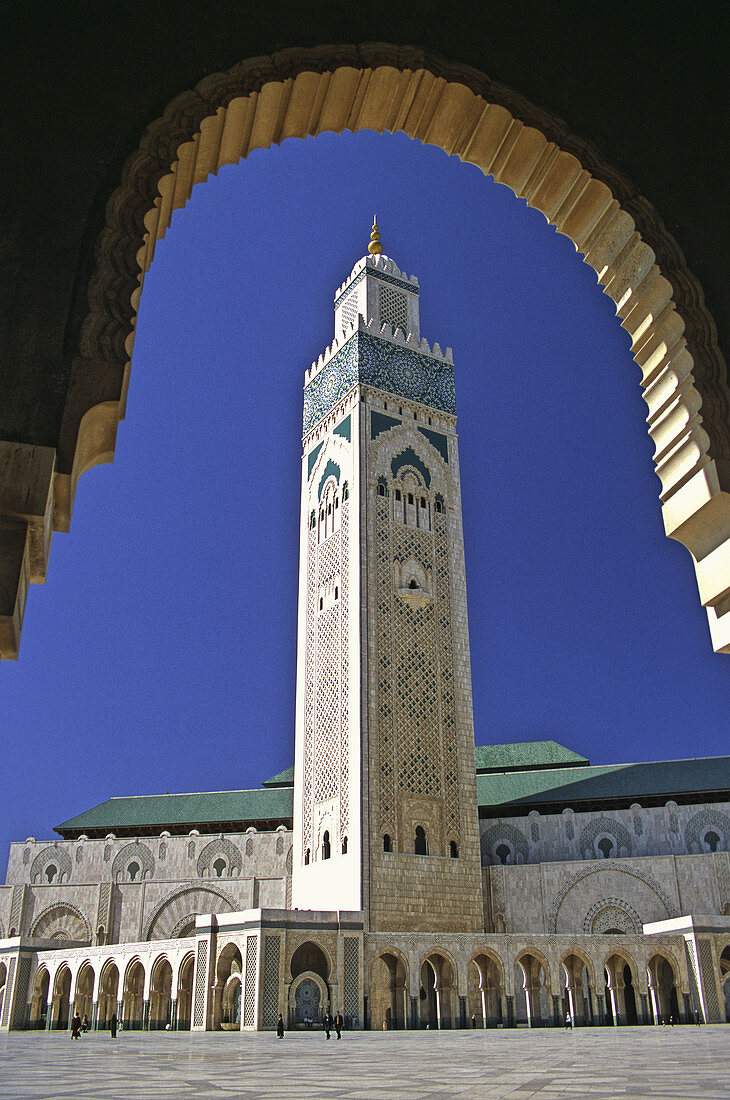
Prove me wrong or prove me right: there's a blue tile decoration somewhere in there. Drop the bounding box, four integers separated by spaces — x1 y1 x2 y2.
391 446 432 488
371 410 402 440
307 441 324 480
318 458 341 500
418 426 449 464
303 332 455 435
333 267 419 309
333 414 351 442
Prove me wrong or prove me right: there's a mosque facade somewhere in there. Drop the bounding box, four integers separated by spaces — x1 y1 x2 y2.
1 229 729 1033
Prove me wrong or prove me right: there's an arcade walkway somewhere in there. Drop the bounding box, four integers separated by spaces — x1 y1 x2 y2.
0 1025 728 1099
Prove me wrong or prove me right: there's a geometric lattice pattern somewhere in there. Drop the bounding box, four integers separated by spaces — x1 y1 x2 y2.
374 484 460 843
9 886 23 934
261 936 281 1027
697 939 721 1019
340 500 350 834
379 285 408 332
10 955 31 1029
684 808 730 852
243 936 258 1028
0 958 15 1028
193 940 208 1028
303 525 316 851
340 290 358 330
343 937 359 1017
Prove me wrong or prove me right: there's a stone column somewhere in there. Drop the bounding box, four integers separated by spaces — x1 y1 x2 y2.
116 999 123 1030
682 992 692 1024
91 1001 99 1030
595 993 606 1025
142 1000 150 1031
170 999 178 1031
552 994 561 1027
639 993 650 1025
459 994 467 1028
505 994 514 1028
410 995 419 1030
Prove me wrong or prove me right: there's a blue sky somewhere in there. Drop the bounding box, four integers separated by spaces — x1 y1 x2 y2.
2 130 727 862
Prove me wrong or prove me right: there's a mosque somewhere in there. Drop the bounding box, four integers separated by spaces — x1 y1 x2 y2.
1 225 729 1034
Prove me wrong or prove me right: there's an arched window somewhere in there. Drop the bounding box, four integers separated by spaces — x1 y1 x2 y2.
213 857 226 878
342 482 349 501
322 831 331 860
408 579 418 590
334 586 338 600
395 489 402 501
408 493 414 505
421 497 426 508
341 836 348 855
319 597 323 610
304 849 310 866
704 830 720 851
45 864 57 883
449 841 459 858
127 860 140 881
309 511 316 529
414 826 427 855
597 837 614 859
383 834 392 853
377 483 386 497
495 843 510 865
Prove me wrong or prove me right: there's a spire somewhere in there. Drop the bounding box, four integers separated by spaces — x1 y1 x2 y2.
368 216 383 255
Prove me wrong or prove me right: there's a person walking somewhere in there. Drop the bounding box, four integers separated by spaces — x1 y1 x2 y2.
70 1013 82 1040
276 1013 285 1039
471 1013 476 1029
324 1012 332 1039
334 1011 343 1039
110 1012 118 1038
564 1011 572 1030
81 1014 89 1033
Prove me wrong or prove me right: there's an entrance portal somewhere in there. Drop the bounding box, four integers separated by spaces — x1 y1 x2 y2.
294 978 320 1025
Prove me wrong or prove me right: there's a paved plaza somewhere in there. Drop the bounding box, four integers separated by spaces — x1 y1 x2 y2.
0 1027 728 1100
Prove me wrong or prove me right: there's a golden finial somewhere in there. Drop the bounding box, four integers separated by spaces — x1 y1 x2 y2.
368 215 383 255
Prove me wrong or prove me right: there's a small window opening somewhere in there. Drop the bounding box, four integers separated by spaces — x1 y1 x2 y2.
435 500 443 513
395 489 401 501
309 511 316 529
449 841 459 858
408 493 414 505
320 509 324 521
334 497 339 509
304 848 310 866
597 837 614 859
428 417 432 425
319 597 324 610
415 826 427 855
334 586 339 599
383 834 392 853
342 483 349 500
377 484 385 496
398 407 402 415
322 831 331 860
408 579 419 590
45 864 58 883
213 857 226 878
327 503 332 514
495 843 510 865
704 830 720 852
127 860 140 882
342 836 348 854
420 497 426 508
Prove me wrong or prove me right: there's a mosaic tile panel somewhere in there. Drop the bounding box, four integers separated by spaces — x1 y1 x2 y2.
379 285 408 331
193 941 208 1028
303 525 316 854
343 937 359 1018
11 955 31 1028
303 332 455 435
697 940 721 1019
9 886 23 934
434 512 460 842
375 496 395 834
261 936 280 1028
1 958 15 1028
243 935 258 1028
340 499 350 834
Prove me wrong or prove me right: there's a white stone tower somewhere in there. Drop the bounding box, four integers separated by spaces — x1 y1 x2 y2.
292 222 483 932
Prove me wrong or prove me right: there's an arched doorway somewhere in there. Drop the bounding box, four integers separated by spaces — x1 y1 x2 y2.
515 952 552 1027
289 941 331 1028
52 965 72 1030
122 959 146 1030
419 952 456 1029
561 952 595 1026
149 956 173 1030
97 962 119 1031
604 954 638 1026
29 967 50 1029
370 950 409 1030
719 944 730 1022
73 962 95 1027
176 952 195 1031
647 953 680 1025
0 963 7 1027
469 952 503 1028
214 943 243 1031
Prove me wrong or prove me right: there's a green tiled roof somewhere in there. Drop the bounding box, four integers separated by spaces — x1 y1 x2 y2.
55 786 293 838
477 756 730 811
262 766 295 788
474 740 588 773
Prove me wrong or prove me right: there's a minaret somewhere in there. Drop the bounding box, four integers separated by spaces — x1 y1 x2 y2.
292 222 483 933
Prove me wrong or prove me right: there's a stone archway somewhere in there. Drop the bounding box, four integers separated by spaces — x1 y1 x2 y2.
370 948 409 1030
7 45 730 661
